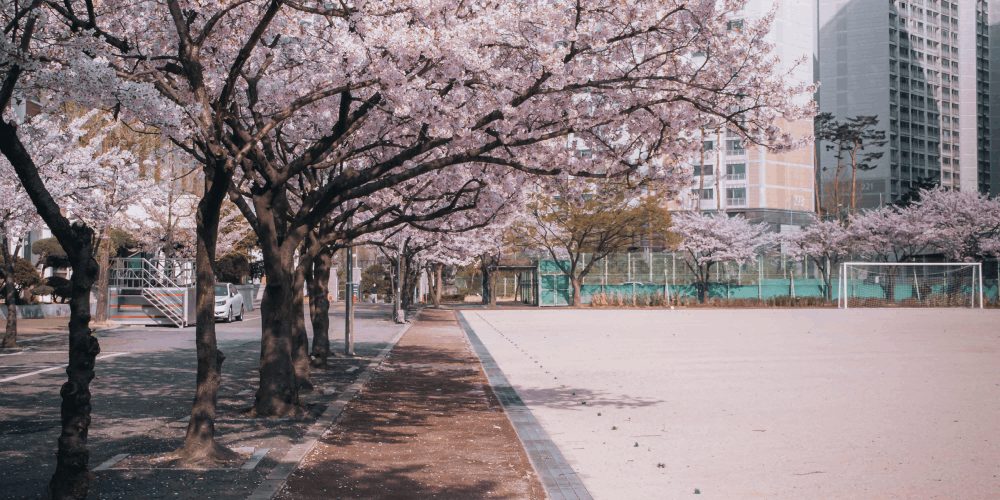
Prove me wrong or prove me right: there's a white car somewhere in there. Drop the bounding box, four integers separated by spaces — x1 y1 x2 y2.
214 283 245 322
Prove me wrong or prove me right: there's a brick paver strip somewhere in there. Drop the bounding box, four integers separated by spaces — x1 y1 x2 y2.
247 319 415 500
276 309 545 499
457 311 594 500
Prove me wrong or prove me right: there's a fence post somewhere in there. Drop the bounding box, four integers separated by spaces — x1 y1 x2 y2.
627 252 632 282
757 259 762 300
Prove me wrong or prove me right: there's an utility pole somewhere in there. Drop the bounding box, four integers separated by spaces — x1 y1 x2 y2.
344 245 355 357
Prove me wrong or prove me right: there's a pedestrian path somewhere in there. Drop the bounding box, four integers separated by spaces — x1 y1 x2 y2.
278 309 544 499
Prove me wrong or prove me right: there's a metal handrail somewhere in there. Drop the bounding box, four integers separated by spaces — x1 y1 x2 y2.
110 258 194 288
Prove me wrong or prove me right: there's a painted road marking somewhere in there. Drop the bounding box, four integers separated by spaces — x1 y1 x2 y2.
94 453 129 471
242 447 270 470
0 352 130 383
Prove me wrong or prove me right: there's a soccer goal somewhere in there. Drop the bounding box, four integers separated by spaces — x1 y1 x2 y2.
839 262 984 309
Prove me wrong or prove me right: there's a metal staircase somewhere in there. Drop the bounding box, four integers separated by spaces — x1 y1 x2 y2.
110 258 194 327
140 288 186 327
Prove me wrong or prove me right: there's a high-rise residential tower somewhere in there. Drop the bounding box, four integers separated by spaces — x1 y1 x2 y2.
817 0 993 211
680 0 817 230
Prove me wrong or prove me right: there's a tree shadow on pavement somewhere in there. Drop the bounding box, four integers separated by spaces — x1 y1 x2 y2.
277 460 507 500
512 385 663 411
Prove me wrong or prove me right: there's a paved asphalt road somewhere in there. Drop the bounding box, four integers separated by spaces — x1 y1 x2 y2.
0 303 403 499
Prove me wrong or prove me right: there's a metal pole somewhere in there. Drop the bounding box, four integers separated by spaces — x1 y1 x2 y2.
345 245 355 356
394 254 404 323
978 263 984 309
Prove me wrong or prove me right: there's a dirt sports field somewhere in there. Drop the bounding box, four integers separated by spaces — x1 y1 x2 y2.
462 308 1000 499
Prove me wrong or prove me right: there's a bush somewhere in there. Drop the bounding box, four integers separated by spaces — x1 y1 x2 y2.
361 263 393 298
587 292 835 308
44 276 72 303
31 285 54 298
1 258 42 292
31 238 70 270
216 253 250 284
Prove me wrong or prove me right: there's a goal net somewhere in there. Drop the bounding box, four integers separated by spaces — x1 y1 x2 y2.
839 263 984 309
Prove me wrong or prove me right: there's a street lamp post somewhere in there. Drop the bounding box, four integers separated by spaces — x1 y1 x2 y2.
344 245 355 357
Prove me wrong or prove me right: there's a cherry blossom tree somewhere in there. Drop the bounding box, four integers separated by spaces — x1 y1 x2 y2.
847 205 937 263
5 0 811 477
783 217 852 301
512 177 674 306
0 160 37 347
672 212 775 303
57 115 151 324
131 161 200 259
907 188 1000 262
846 205 940 301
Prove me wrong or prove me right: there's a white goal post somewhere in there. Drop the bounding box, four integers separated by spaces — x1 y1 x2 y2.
839 262 984 309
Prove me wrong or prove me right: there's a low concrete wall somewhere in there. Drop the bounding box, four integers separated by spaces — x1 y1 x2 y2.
235 285 258 312
0 303 96 319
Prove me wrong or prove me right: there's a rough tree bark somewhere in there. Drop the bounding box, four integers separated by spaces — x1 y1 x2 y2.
255 243 300 417
176 166 236 464
1 120 101 499
307 248 333 367
290 259 312 392
432 263 442 307
1 235 18 348
246 186 306 417
480 254 497 307
92 235 111 323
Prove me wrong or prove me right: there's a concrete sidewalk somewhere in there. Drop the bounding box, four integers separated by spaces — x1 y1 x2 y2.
278 309 544 499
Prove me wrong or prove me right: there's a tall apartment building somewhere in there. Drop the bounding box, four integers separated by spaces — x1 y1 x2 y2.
680 0 817 229
817 0 993 211
991 0 1000 195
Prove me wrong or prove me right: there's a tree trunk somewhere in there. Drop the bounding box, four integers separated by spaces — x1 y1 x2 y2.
433 264 442 307
2 118 102 499
821 266 832 302
176 166 236 464
2 235 17 348
401 256 418 309
92 235 111 324
850 161 858 213
48 239 100 500
571 277 582 307
832 152 845 220
697 265 710 304
814 142 823 217
255 248 300 417
290 259 312 392
308 248 333 367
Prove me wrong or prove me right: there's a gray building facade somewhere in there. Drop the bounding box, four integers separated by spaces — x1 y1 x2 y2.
818 0 993 211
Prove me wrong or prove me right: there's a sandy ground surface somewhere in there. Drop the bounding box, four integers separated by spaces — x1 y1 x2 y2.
279 309 544 499
0 303 402 499
462 308 1000 499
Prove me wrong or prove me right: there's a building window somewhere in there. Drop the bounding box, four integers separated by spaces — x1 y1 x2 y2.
693 164 713 176
702 140 714 151
695 188 714 200
726 163 746 180
726 187 747 206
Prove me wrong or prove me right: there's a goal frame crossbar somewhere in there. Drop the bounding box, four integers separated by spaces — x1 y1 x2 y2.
839 262 984 309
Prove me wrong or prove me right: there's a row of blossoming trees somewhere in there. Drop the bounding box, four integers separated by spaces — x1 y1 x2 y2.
673 188 1000 303
0 1 809 497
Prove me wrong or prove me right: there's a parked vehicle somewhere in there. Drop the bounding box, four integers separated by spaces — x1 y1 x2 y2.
214 283 245 322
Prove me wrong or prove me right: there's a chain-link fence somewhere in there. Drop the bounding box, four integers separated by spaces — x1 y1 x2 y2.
535 252 1000 306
